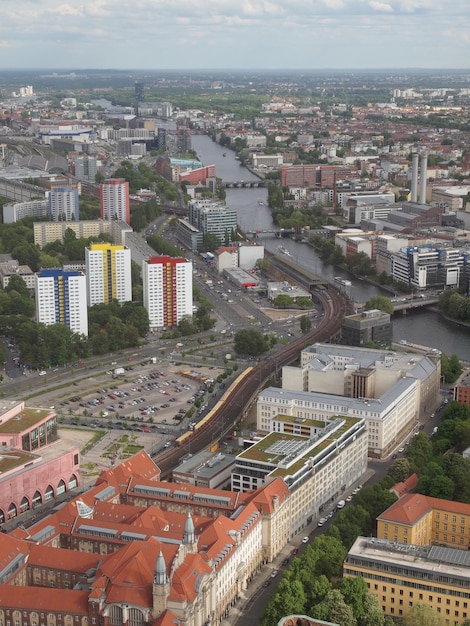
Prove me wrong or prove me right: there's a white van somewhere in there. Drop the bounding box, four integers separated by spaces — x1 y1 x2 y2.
336 500 345 509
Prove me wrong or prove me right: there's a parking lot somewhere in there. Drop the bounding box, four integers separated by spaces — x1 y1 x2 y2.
50 360 226 435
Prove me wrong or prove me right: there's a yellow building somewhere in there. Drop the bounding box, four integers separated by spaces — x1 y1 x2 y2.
377 493 470 549
344 537 470 625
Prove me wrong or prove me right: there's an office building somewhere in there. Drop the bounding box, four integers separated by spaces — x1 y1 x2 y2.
344 537 470 624
259 344 441 458
73 155 98 181
100 179 130 224
341 309 392 347
85 243 132 306
47 186 79 221
35 269 88 336
232 414 367 537
188 199 238 246
143 256 193 329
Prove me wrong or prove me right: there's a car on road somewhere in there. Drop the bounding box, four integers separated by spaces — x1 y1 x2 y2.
39 370 47 376
398 447 405 453
302 536 309 543
270 569 278 578
317 517 328 527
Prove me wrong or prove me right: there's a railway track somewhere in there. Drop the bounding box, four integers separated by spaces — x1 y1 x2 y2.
154 283 352 477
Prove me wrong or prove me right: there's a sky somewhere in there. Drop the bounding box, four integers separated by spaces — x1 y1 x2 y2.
1 0 469 70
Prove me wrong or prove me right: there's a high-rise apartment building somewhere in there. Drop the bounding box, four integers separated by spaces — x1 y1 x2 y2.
143 256 193 329
85 243 132 306
47 187 79 221
35 269 88 336
100 179 130 224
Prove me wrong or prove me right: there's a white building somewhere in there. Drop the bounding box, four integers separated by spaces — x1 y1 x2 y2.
3 199 47 224
258 344 441 458
143 256 193 329
100 179 130 224
233 414 368 536
35 269 88 336
47 187 79 221
85 243 132 306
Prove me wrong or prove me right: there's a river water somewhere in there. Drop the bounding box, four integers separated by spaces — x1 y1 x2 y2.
191 134 470 360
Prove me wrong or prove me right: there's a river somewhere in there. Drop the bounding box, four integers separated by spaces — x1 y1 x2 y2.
191 134 470 360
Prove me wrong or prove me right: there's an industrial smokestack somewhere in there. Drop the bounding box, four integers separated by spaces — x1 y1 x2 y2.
419 153 428 204
411 152 419 203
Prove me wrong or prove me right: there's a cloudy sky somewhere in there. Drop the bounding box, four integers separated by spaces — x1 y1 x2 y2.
1 0 469 70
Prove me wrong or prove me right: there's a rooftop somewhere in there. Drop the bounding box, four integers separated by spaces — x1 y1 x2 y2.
0 407 53 433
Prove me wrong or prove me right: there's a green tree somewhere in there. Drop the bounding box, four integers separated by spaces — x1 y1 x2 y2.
403 603 442 626
360 594 387 626
314 589 357 626
5 275 30 298
234 329 270 357
364 296 393 314
273 294 294 309
300 315 312 334
388 458 412 483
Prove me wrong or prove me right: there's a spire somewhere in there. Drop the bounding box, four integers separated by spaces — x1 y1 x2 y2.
155 551 166 585
183 512 195 544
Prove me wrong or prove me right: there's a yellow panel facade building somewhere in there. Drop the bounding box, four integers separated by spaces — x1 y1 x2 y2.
344 537 470 625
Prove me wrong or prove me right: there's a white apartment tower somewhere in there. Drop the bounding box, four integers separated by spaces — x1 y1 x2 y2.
35 269 88 336
85 243 132 306
48 187 79 221
143 256 193 329
100 179 130 224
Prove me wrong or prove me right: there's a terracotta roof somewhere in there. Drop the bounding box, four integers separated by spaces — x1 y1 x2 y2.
28 544 100 573
390 473 419 498
95 450 160 489
153 610 181 626
379 493 470 526
241 477 290 513
169 552 211 603
0 586 89 612
378 493 432 525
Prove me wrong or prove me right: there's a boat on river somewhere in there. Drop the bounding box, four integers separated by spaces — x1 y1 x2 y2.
277 246 292 257
334 277 352 287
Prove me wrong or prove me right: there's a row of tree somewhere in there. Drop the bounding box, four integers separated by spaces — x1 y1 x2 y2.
261 482 398 626
2 299 150 370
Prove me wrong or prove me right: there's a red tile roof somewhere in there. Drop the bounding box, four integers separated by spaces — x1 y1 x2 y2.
0 586 89 612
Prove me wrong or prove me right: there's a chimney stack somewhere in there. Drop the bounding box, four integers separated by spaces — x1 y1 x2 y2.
411 152 419 203
419 153 428 204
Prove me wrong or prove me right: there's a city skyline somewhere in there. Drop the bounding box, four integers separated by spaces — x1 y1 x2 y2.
1 0 469 71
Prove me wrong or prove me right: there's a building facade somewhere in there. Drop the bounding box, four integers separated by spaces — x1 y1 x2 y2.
143 256 193 329
100 179 130 224
232 415 367 537
188 199 238 246
47 187 79 221
344 537 470 624
35 269 88 336
85 243 132 306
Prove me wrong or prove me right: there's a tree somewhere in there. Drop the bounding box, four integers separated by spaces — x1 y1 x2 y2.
314 589 357 626
5 275 30 298
403 603 442 626
360 594 387 626
364 296 393 314
388 458 412 483
300 315 312 334
234 329 270 357
273 294 294 309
